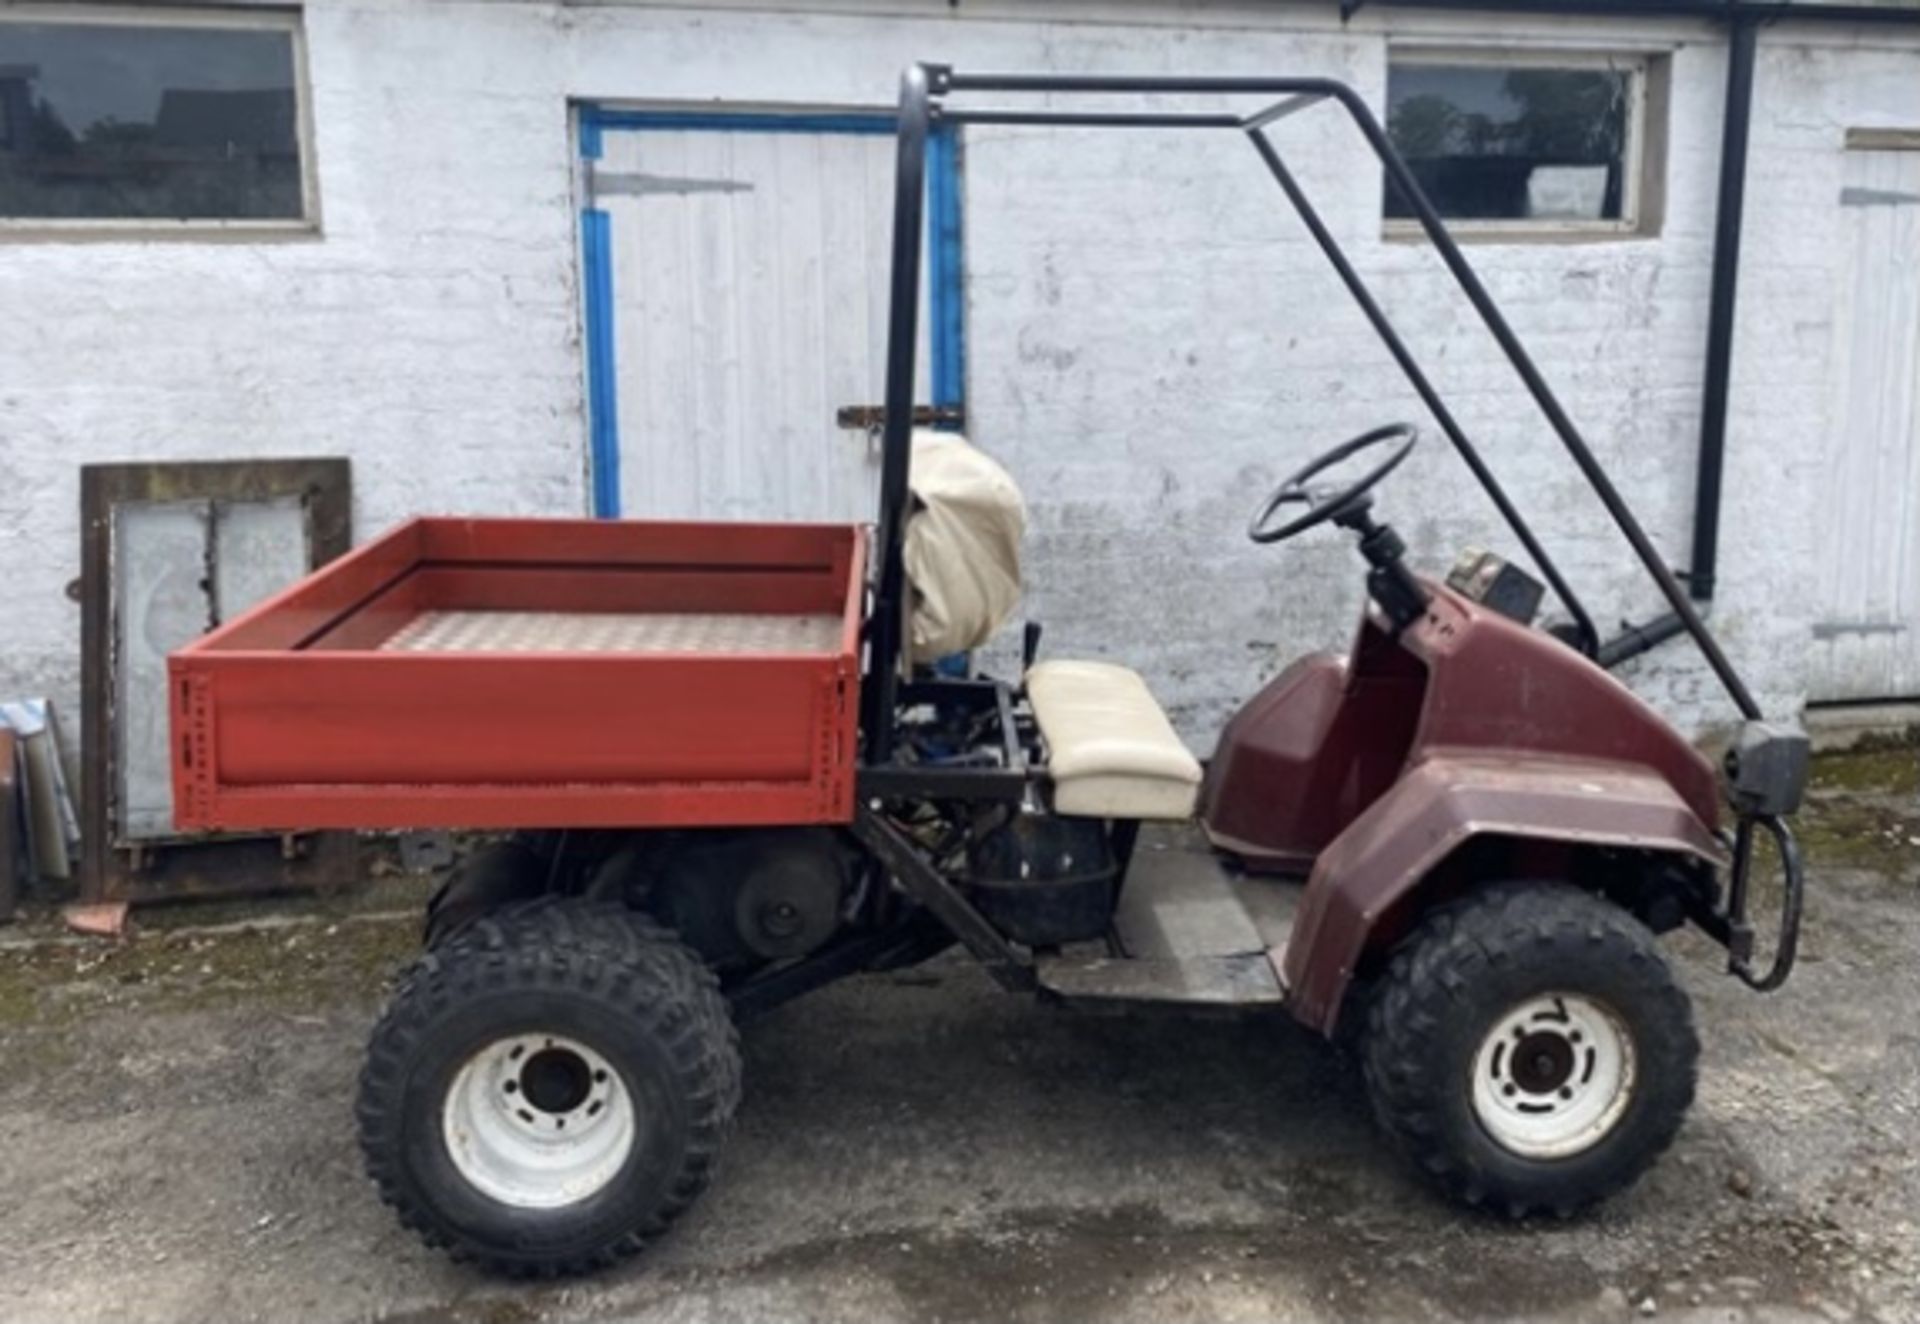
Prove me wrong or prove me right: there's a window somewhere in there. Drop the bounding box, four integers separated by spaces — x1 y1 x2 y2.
1385 51 1662 238
0 9 311 230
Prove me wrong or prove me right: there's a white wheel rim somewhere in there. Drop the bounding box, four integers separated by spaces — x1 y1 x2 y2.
1470 992 1637 1160
442 1034 636 1209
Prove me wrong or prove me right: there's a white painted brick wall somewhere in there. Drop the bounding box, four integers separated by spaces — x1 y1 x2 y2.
3 1 1918 762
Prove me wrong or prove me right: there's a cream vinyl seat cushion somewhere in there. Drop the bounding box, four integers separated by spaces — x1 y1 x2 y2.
1026 660 1203 820
904 431 1025 664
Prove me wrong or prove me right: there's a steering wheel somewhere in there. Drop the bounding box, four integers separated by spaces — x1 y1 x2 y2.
1247 422 1420 545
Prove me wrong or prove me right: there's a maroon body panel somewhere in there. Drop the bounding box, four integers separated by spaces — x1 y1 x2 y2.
1398 588 1720 826
1280 753 1726 1034
1201 582 1724 1034
1200 625 1424 871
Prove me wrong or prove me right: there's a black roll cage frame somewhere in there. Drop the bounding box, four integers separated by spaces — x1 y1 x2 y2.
861 63 1767 761
853 65 1800 993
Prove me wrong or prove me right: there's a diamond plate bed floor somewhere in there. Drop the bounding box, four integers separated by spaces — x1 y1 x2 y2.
378 610 844 655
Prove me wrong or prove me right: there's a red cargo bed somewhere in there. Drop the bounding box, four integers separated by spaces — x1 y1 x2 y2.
169 517 865 832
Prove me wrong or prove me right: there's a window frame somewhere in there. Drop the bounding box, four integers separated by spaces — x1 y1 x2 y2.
1382 46 1662 243
0 3 318 239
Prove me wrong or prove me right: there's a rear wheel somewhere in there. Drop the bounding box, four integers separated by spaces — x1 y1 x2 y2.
422 840 548 948
1362 881 1697 1218
358 900 740 1276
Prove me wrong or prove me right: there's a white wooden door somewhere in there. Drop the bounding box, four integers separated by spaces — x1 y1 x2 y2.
587 120 936 522
1810 146 1920 703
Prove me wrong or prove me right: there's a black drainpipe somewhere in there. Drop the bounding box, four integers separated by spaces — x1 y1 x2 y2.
1688 14 1759 605
1603 12 1758 667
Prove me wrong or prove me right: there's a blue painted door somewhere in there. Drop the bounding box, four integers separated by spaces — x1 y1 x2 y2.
580 108 963 521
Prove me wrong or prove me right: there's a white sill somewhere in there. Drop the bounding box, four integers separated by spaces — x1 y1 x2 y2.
1382 219 1656 246
0 218 321 244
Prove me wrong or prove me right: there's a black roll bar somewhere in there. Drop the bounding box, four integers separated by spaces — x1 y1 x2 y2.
866 64 932 763
863 64 1766 762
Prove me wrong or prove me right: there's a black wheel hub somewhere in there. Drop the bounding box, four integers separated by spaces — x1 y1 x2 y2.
520 1047 593 1115
1511 1031 1576 1095
757 900 803 941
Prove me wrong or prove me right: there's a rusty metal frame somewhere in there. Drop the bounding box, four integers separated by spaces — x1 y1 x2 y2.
78 458 353 904
834 404 965 432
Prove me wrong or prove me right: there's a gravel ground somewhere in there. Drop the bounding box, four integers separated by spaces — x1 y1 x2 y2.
0 748 1915 1324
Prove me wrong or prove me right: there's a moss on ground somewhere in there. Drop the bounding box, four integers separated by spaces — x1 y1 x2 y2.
1807 745 1920 798
1797 742 1920 879
1796 800 1920 878
0 912 419 1032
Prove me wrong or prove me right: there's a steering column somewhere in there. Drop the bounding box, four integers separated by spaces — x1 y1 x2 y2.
1248 422 1430 633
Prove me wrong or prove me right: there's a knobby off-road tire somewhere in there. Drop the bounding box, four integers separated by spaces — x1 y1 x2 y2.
357 900 741 1277
422 840 548 949
1362 881 1698 1219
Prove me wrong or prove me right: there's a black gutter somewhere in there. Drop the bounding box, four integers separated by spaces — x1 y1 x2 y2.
1341 1 1920 23
1691 17 1759 601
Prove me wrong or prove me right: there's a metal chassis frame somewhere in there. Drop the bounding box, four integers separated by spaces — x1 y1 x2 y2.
857 65 1802 991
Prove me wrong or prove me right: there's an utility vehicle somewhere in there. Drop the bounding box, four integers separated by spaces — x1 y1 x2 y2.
169 67 1810 1277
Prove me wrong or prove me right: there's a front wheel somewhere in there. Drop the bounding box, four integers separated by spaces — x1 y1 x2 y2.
1362 881 1698 1218
357 900 741 1277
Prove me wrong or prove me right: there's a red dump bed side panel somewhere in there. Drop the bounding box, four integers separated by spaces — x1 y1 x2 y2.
169 517 865 832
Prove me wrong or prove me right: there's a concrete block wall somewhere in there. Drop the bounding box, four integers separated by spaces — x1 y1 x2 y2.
3 0 1918 761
